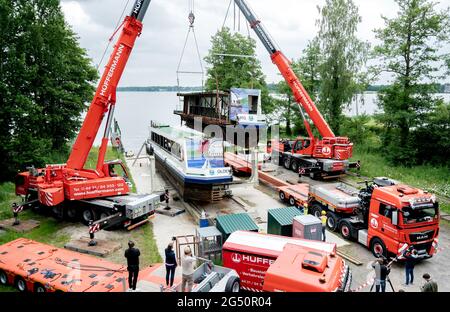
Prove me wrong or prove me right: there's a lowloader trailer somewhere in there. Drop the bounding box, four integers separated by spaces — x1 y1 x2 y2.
0 238 129 292
278 178 440 258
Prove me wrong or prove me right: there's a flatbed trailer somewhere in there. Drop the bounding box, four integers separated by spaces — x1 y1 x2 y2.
0 238 129 292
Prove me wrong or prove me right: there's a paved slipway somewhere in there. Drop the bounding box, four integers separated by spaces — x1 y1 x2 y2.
127 157 450 292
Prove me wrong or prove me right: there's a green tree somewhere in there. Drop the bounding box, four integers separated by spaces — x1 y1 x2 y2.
372 0 450 164
316 0 369 135
0 0 97 181
204 28 272 112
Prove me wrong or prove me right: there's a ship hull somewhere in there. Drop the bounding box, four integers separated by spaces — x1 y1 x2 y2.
153 150 231 203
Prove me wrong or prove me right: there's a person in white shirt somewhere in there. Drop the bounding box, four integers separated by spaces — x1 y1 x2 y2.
181 246 196 292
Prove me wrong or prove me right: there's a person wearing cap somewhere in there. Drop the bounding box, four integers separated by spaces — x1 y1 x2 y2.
320 210 327 242
421 273 438 292
165 240 177 288
124 241 141 291
181 247 196 292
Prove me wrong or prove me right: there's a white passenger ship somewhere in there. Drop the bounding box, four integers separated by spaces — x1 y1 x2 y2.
146 122 233 202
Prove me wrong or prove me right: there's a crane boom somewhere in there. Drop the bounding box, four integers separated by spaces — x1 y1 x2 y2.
234 0 335 138
67 0 152 172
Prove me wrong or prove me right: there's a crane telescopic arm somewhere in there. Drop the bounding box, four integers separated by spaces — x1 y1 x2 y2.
66 0 152 173
234 0 335 139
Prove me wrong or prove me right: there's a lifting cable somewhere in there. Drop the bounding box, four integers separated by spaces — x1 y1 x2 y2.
96 0 131 71
222 0 251 38
176 0 204 94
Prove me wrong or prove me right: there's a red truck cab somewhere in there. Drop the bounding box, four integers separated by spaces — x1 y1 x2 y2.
363 185 440 258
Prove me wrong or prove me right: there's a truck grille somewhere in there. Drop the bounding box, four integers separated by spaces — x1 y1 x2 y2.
409 230 434 243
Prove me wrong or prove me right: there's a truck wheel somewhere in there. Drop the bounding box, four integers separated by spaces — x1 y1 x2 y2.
0 270 8 285
225 276 240 292
339 221 352 240
291 160 299 173
311 204 323 219
279 191 286 202
15 276 28 292
34 283 46 293
370 238 387 258
289 196 296 207
283 157 291 170
81 208 98 225
326 211 338 232
310 172 320 180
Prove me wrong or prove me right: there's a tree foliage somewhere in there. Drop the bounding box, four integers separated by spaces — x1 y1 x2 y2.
316 0 369 135
204 28 273 112
0 0 97 181
372 0 450 165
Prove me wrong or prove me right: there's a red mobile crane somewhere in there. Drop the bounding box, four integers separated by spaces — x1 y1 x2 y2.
234 0 355 179
15 0 160 228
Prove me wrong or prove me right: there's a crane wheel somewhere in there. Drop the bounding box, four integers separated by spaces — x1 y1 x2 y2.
65 207 78 222
81 208 98 226
291 161 299 173
283 158 291 170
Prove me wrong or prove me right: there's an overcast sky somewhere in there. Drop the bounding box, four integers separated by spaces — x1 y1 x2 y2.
60 0 450 87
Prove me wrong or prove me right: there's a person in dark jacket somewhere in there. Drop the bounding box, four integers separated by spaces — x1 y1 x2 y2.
421 273 438 292
124 241 140 291
403 247 418 286
165 241 178 288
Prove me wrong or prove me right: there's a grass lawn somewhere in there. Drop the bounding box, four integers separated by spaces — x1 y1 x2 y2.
0 147 156 292
350 146 450 213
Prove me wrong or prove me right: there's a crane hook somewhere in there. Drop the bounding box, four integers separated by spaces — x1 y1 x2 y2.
188 12 195 26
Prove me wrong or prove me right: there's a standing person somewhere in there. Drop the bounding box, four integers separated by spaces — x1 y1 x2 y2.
403 247 418 286
421 273 438 292
165 241 177 288
320 211 327 242
164 189 170 210
181 247 196 292
124 241 140 292
372 258 390 292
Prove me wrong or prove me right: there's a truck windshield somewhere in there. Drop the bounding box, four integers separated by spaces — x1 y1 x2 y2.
402 204 438 224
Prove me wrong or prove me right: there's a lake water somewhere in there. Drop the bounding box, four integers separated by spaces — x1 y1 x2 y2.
94 92 450 153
